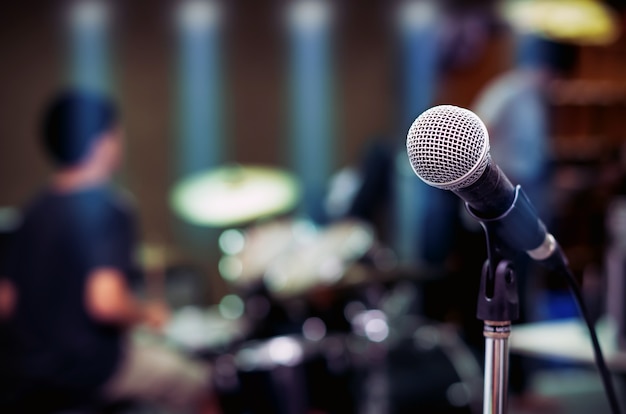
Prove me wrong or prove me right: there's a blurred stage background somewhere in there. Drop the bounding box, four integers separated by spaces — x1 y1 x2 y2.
1 0 626 413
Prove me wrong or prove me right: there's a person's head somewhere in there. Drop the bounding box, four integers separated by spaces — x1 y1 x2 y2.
41 89 121 174
515 34 578 77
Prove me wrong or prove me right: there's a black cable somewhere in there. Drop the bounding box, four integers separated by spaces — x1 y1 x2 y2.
561 266 622 414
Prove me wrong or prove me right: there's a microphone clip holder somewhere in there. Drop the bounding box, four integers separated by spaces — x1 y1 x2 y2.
475 227 520 325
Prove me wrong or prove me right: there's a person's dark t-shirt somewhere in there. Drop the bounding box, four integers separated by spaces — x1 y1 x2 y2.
0 184 138 403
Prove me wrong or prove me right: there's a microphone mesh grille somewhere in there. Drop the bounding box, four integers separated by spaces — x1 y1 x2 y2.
406 105 490 190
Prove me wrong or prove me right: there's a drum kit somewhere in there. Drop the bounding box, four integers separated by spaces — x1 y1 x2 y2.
169 164 387 301
158 164 484 413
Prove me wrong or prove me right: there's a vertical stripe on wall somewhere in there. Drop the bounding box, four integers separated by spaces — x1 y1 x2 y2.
287 0 334 224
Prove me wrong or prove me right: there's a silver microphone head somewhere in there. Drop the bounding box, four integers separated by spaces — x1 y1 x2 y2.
406 105 490 191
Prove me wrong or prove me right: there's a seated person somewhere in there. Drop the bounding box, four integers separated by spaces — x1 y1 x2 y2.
0 89 219 413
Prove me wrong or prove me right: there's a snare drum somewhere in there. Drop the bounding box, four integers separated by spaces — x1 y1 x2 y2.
162 306 250 355
214 334 358 414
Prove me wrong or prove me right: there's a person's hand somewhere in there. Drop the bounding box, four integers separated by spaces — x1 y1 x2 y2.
142 300 171 332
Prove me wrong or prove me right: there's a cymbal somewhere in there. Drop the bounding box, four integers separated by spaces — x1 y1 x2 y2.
501 0 621 46
171 165 300 227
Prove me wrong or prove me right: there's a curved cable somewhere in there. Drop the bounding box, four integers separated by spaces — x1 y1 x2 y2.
561 266 622 414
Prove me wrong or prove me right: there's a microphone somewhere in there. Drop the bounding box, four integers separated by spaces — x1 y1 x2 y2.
406 104 566 268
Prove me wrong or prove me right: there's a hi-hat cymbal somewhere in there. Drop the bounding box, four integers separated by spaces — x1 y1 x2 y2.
502 0 621 46
171 165 300 227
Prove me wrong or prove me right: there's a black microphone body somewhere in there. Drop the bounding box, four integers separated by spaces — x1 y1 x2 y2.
454 158 549 257
454 158 515 219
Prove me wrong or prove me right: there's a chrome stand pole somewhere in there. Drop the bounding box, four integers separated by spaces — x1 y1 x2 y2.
483 321 511 414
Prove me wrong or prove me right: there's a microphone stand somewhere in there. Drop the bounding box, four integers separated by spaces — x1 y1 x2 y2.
477 254 519 414
470 205 521 414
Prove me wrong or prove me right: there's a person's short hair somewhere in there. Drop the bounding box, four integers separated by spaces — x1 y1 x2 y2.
41 89 119 167
516 34 578 76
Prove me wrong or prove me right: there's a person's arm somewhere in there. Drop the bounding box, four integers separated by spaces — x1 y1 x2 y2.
85 267 168 330
0 278 16 320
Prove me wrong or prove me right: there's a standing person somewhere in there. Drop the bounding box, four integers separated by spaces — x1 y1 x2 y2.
473 35 577 218
0 89 219 413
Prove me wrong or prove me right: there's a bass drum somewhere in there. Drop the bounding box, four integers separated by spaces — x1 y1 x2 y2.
352 310 483 414
213 334 358 414
380 323 483 414
212 322 482 414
